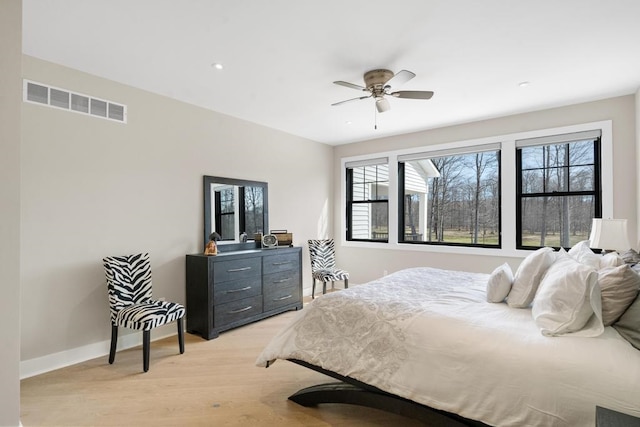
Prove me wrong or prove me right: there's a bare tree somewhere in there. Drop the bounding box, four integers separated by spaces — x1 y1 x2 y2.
244 186 263 234
428 156 466 242
469 153 496 244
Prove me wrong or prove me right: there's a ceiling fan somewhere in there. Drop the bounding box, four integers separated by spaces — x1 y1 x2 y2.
332 69 434 113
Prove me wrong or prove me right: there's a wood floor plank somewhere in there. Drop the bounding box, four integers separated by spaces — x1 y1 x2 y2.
21 300 426 426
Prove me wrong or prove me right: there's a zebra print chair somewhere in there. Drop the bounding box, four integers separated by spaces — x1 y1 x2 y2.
103 253 185 372
308 239 349 298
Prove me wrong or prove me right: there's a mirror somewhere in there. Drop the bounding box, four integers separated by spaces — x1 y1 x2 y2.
203 176 268 251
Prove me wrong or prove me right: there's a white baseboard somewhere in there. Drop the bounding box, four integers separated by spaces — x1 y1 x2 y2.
21 289 323 379
20 325 177 379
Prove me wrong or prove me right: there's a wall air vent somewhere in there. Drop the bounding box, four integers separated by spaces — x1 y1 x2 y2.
23 80 127 124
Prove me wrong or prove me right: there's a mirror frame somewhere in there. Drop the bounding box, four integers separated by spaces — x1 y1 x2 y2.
203 175 269 252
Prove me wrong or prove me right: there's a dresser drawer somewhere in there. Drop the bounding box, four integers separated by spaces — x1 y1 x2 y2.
214 294 262 328
264 286 301 312
213 276 261 304
263 252 299 275
263 270 301 312
263 269 300 289
213 257 261 283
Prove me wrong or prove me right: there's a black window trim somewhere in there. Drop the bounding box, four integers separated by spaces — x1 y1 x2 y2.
346 163 389 243
515 135 602 250
397 150 502 249
341 121 613 257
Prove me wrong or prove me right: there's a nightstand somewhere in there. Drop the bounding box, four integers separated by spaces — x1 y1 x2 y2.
596 406 640 427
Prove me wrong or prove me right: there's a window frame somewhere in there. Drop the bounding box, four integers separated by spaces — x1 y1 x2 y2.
214 186 248 241
346 160 390 243
340 120 613 257
397 149 502 249
515 135 602 250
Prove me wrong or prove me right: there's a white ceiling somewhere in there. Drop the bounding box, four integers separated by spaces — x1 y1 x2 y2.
22 0 640 146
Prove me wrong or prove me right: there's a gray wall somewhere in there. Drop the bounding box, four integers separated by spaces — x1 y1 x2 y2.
20 56 333 372
333 95 637 284
0 0 22 424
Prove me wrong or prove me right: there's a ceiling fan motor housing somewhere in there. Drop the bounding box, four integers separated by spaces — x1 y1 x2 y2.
364 69 394 92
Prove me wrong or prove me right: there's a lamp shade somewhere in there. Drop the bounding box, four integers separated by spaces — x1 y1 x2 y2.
588 218 631 252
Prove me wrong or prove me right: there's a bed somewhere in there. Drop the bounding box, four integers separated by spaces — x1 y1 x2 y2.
256 263 640 426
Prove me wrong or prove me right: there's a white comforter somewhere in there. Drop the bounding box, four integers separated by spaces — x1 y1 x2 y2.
256 267 640 426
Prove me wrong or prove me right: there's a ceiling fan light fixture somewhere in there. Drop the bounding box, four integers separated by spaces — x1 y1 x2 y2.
376 97 390 113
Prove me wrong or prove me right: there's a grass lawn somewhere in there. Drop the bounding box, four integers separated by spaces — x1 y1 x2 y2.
409 230 589 247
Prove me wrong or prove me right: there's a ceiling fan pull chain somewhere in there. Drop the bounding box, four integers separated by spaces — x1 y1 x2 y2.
374 103 378 130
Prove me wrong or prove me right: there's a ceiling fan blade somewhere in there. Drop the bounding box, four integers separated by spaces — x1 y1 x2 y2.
390 90 434 100
331 95 371 106
333 81 367 91
375 97 390 113
384 69 415 89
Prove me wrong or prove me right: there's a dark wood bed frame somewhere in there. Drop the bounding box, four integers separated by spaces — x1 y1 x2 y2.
287 359 490 426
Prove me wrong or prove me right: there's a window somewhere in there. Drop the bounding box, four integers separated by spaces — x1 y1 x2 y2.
398 146 501 247
242 186 264 237
516 130 601 249
342 121 611 255
215 186 236 240
346 159 389 242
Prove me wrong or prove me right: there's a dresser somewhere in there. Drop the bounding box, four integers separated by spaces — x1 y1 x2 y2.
185 247 302 339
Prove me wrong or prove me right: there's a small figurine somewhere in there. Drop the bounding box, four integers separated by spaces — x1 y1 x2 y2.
204 232 221 256
240 232 248 242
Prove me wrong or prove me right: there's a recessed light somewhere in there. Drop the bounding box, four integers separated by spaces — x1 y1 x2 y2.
212 63 224 70
345 121 352 125
518 81 530 88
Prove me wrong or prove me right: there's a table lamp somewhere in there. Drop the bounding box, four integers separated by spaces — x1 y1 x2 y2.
588 218 631 253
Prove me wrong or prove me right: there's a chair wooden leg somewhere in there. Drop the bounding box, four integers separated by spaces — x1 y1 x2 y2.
143 330 150 372
312 278 316 299
177 318 185 354
109 325 118 364
344 278 349 289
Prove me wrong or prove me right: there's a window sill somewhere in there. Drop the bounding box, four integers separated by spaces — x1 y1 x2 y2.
342 239 535 260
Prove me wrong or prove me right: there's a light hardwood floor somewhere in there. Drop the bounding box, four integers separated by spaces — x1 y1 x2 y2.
21 298 425 426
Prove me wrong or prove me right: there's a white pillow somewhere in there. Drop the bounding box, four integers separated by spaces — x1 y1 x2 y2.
598 265 640 326
532 252 603 337
486 263 513 303
568 240 601 269
599 252 624 269
507 247 555 308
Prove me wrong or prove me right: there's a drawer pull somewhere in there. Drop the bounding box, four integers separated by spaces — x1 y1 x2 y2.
273 278 291 284
227 266 252 273
272 261 292 266
228 306 253 314
274 295 293 301
225 286 252 294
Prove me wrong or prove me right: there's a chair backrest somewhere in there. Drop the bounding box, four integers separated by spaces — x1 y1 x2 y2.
103 253 153 321
308 239 337 271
